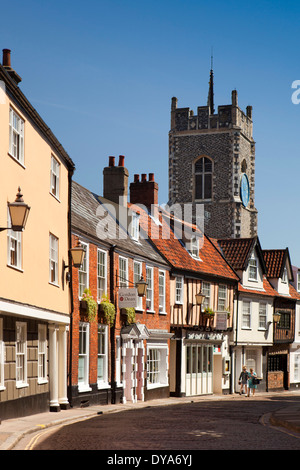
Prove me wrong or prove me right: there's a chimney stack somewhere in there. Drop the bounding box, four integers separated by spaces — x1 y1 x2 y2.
2 49 22 84
103 155 129 206
130 173 158 211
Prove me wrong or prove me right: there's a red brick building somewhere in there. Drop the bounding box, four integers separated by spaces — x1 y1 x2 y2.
128 173 240 396
69 157 172 407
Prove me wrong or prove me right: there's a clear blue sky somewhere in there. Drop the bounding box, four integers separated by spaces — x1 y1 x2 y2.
2 0 300 266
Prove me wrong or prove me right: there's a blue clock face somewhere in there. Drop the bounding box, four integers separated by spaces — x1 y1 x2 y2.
240 173 250 207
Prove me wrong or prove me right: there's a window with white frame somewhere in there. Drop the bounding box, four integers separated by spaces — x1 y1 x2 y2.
9 107 24 164
242 300 251 328
202 281 211 310
16 322 27 387
175 276 184 304
146 266 154 311
49 233 59 285
147 345 168 388
282 267 288 284
7 209 22 269
38 324 47 383
130 212 140 241
187 236 199 258
50 155 60 199
134 261 143 310
79 242 88 297
259 303 267 329
248 253 258 281
159 270 166 313
78 322 90 391
97 324 108 386
119 257 128 287
218 285 227 311
0 318 4 389
97 249 107 301
148 348 160 384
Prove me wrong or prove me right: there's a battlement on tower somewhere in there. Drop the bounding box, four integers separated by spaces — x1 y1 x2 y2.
170 90 253 141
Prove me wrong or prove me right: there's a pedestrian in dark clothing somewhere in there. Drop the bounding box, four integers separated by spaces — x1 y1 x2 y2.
238 366 248 395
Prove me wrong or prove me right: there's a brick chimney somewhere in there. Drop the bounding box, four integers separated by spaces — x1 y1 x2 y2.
2 49 22 84
130 173 158 210
103 155 129 206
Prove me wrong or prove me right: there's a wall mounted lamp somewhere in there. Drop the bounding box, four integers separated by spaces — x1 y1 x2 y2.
63 240 86 282
0 187 30 232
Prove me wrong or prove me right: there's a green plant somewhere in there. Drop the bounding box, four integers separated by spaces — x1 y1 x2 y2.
122 307 136 324
203 307 215 316
82 288 98 322
99 294 116 326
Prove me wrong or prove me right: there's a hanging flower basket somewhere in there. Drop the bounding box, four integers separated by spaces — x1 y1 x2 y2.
81 288 98 322
99 294 116 326
121 307 136 325
203 307 215 316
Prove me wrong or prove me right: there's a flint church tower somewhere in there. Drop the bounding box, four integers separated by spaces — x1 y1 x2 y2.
168 67 257 239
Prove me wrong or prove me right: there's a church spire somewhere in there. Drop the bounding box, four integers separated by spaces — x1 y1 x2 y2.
207 52 215 114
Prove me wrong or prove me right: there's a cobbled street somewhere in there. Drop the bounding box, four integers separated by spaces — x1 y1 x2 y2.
21 394 300 451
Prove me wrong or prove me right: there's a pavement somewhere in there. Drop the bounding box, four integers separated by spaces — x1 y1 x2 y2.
0 391 299 450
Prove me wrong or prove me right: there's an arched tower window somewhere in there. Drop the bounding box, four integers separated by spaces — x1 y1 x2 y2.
194 156 213 200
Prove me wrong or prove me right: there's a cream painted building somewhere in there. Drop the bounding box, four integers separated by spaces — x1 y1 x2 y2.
0 49 75 420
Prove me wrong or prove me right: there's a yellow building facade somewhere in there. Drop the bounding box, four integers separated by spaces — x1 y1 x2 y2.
0 49 75 419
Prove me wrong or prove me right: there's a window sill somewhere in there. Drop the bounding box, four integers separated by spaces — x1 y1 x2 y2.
49 281 60 288
78 385 92 393
159 311 167 315
147 382 168 390
50 191 61 203
146 310 155 314
38 379 48 385
16 382 29 389
8 153 26 169
97 382 111 390
7 264 23 273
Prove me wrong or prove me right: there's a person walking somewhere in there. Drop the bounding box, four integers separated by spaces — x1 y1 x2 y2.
247 368 257 397
238 366 248 395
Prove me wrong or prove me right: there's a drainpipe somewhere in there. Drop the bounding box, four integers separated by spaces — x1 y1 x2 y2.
110 244 116 404
67 170 74 406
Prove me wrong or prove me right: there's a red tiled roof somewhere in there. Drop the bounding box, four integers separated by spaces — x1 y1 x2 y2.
262 249 286 278
129 204 239 281
238 277 277 297
217 238 256 270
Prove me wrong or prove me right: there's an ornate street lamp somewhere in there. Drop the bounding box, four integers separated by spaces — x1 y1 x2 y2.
136 276 147 297
195 290 206 305
69 240 86 268
0 187 30 232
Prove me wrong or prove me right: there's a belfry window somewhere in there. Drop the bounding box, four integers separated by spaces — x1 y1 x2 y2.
194 157 212 200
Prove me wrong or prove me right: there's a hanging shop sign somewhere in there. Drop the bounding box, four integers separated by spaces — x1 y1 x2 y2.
118 288 137 308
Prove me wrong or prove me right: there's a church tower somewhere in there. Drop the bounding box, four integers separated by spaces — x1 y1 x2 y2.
168 70 257 239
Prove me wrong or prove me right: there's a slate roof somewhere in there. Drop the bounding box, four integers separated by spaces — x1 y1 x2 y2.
128 203 239 282
71 181 168 266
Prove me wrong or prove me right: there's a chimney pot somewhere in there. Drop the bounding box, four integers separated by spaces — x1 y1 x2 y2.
134 174 139 182
109 156 115 167
2 49 11 67
149 173 154 182
118 155 125 167
141 174 147 182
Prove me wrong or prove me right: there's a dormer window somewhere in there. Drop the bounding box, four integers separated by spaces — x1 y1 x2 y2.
186 236 199 258
130 212 140 241
248 252 258 281
282 267 287 284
